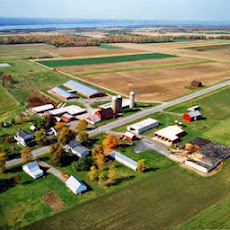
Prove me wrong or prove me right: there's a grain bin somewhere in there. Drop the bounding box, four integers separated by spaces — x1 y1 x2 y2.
117 95 123 113
130 91 135 109
112 96 119 114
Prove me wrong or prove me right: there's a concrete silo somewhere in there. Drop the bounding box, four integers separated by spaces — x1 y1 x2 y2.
117 95 123 113
112 96 119 114
130 91 135 109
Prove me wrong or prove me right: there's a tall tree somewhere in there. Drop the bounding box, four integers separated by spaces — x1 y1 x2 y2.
58 127 75 145
49 143 65 167
76 119 88 132
88 165 98 181
96 153 106 169
77 131 89 144
108 164 116 182
92 145 104 159
0 152 7 173
21 147 33 163
137 159 147 172
35 129 47 145
103 134 120 150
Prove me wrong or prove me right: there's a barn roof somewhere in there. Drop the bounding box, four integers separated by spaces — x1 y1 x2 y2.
97 108 114 116
188 111 201 118
17 130 34 140
32 104 54 113
23 161 43 177
66 175 86 191
64 80 103 98
192 80 202 85
128 118 159 130
52 87 77 99
155 125 184 141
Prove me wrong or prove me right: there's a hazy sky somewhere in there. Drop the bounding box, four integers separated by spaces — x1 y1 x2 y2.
0 0 229 21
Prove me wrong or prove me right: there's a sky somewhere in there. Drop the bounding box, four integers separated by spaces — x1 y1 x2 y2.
0 0 230 21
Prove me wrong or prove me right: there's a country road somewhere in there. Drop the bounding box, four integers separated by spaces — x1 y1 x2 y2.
88 80 230 137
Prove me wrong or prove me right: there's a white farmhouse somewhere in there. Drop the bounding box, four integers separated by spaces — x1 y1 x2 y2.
66 175 87 194
22 161 44 179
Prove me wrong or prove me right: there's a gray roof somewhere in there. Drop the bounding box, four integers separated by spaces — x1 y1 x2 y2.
188 111 201 118
63 80 103 98
52 87 77 99
68 140 80 148
72 145 90 154
17 130 34 140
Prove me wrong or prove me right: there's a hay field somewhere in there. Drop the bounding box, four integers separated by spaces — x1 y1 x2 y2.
57 56 196 73
77 61 230 101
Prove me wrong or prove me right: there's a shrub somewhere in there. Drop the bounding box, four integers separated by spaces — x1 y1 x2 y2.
72 157 93 172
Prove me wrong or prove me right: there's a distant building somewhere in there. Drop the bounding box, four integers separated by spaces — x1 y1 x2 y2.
65 141 90 158
97 99 130 111
86 114 101 125
183 111 202 123
45 105 85 117
51 87 78 100
14 130 35 147
123 132 137 141
66 175 87 194
191 80 202 87
61 113 74 122
95 108 114 120
22 161 43 179
187 105 200 112
31 104 54 114
63 80 106 99
127 118 159 135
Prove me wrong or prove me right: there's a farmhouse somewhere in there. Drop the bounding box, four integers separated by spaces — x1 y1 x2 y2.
98 99 130 110
63 80 106 98
14 130 35 147
154 125 185 144
183 111 202 123
51 87 78 100
22 161 43 179
31 104 54 114
123 132 137 141
45 105 85 117
191 80 202 87
110 151 138 171
66 175 87 194
185 137 230 173
127 118 159 135
65 140 90 158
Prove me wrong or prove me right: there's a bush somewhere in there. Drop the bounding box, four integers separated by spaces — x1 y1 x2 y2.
72 157 93 172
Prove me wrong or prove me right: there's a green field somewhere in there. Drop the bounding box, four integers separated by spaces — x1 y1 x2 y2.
37 53 177 67
186 43 230 51
99 43 122 49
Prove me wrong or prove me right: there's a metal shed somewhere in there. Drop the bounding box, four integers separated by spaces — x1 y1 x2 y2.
51 87 78 100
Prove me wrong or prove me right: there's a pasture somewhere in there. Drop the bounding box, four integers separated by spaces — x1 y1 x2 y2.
37 53 176 67
76 61 230 101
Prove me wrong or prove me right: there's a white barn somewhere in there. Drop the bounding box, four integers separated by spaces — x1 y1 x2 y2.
22 161 44 179
66 175 87 194
31 104 54 114
127 118 159 135
110 151 138 171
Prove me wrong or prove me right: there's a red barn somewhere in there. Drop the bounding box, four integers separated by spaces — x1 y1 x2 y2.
95 108 114 120
183 111 202 123
61 113 73 122
191 80 202 87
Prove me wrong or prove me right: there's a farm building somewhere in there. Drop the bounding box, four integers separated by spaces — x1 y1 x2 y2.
65 141 90 158
22 161 43 179
187 105 200 112
191 80 202 87
183 111 202 123
127 118 159 135
95 108 114 120
185 137 230 173
31 104 54 114
154 125 185 144
86 114 101 125
98 99 130 110
66 175 87 194
14 130 35 147
63 80 106 98
123 132 137 141
110 151 138 171
51 87 78 100
0 63 10 68
45 105 85 117
61 113 74 122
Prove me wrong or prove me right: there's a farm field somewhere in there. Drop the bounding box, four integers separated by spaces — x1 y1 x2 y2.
76 61 230 101
37 53 176 67
185 43 230 51
24 160 230 230
56 56 197 73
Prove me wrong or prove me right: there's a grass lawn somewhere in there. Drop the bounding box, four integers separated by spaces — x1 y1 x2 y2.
99 44 122 49
37 53 177 67
174 194 230 229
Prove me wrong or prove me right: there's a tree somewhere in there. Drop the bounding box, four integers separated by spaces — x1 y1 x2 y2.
38 116 56 130
98 170 107 185
21 147 33 163
88 165 98 181
77 131 89 144
72 157 93 172
92 145 104 159
58 127 75 145
108 164 116 182
137 159 147 172
76 119 88 132
54 122 66 131
96 153 106 169
49 143 65 167
0 152 7 173
35 129 47 145
103 134 120 150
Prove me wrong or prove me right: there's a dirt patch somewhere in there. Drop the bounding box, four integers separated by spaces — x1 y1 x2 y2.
42 192 66 211
78 62 230 101
57 56 196 73
27 97 44 108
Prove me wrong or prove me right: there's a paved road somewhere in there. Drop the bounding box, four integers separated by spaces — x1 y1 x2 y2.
88 80 230 137
6 146 49 168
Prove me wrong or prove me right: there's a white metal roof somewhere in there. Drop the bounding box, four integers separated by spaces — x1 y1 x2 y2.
32 104 54 113
66 175 86 192
23 161 43 177
124 131 135 139
99 99 130 109
52 87 77 99
110 151 138 171
128 118 159 130
155 125 184 141
47 105 85 116
188 111 201 118
0 63 10 68
64 80 102 97
187 105 200 112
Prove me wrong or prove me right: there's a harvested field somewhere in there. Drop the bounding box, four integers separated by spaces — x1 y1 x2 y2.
57 56 197 73
42 192 66 211
185 43 230 51
47 46 143 58
78 62 230 101
37 53 176 67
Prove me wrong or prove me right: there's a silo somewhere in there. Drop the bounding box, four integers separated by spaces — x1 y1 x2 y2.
112 96 119 114
130 91 135 109
117 95 123 113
